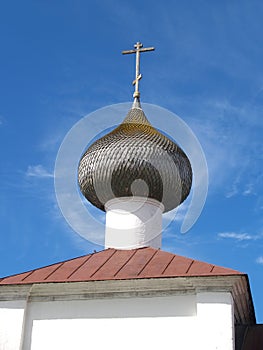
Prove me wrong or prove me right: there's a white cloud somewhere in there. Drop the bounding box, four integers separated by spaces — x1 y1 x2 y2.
256 256 263 265
26 165 54 178
218 232 259 241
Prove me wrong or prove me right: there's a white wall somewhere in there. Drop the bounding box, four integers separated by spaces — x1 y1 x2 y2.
25 295 197 350
0 300 26 350
197 292 235 350
0 290 235 350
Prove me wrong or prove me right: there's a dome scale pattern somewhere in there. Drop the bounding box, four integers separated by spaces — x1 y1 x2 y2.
78 105 192 213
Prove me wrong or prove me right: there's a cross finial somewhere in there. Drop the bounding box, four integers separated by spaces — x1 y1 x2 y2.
122 42 155 102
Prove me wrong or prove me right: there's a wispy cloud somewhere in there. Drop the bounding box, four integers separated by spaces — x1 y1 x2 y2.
26 165 54 178
225 175 241 198
218 232 260 241
181 97 263 202
242 183 256 196
225 179 256 198
256 256 263 265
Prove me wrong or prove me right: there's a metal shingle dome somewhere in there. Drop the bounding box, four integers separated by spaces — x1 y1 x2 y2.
78 103 192 213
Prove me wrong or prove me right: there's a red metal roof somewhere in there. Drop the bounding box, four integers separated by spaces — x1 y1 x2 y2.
0 247 242 285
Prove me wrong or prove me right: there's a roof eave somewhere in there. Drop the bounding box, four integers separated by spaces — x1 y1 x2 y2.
0 274 255 325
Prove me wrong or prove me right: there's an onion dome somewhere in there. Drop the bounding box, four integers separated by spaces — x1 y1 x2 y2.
78 101 192 213
78 42 192 213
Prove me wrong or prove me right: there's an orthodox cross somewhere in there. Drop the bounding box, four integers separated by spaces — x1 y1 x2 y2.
122 42 155 99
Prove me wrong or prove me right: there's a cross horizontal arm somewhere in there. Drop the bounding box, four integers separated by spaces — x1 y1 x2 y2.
138 47 155 53
122 49 137 55
122 47 155 55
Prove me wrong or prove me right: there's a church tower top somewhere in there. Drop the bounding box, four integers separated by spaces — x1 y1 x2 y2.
78 42 192 249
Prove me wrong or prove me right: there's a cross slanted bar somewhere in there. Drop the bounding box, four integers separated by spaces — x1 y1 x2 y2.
122 42 155 99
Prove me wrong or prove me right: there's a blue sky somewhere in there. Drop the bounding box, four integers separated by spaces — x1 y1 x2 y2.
0 1 263 321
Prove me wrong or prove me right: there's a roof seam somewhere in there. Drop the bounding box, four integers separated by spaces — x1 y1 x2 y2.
114 249 138 277
22 270 35 281
67 255 92 279
211 265 215 273
44 263 64 281
160 255 175 275
0 253 97 282
162 255 176 274
90 249 117 278
137 249 159 276
185 260 195 274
